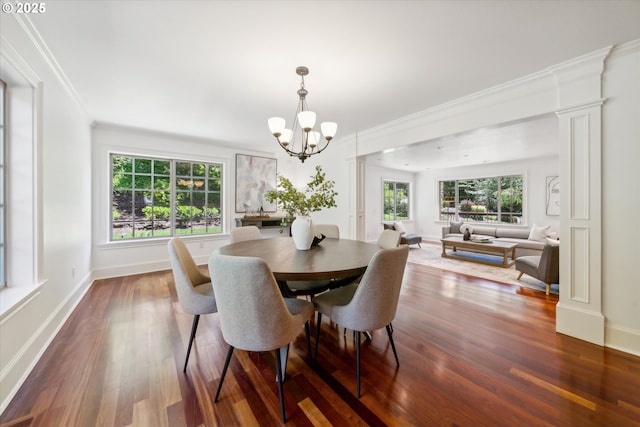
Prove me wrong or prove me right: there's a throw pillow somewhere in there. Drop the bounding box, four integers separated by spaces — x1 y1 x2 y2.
528 224 551 242
394 221 407 234
383 223 396 231
449 221 463 234
545 237 560 246
460 224 474 235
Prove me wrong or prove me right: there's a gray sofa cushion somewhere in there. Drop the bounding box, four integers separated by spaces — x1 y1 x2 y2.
471 226 497 237
449 221 463 234
495 228 530 239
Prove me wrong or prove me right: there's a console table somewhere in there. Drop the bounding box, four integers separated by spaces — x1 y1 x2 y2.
234 216 290 229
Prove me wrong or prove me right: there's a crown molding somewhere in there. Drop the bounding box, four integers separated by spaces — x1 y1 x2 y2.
607 37 640 60
0 35 40 86
358 67 554 140
10 13 89 117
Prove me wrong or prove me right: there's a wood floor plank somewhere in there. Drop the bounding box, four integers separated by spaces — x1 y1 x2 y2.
2 260 640 426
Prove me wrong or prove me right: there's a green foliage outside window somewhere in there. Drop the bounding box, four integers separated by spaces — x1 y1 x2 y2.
439 175 523 223
111 154 223 239
383 180 410 221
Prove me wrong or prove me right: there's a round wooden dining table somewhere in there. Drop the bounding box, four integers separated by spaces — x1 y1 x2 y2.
215 236 381 374
215 236 381 294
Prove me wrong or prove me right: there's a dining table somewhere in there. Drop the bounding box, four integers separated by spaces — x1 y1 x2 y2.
214 236 382 375
215 236 382 296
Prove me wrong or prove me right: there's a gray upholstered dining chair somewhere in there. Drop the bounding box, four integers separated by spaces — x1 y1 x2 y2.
314 223 340 239
377 229 402 249
230 225 262 243
515 243 560 295
168 237 217 372
312 245 409 398
209 253 314 423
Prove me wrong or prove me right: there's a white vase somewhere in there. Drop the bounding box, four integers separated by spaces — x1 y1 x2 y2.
291 215 314 250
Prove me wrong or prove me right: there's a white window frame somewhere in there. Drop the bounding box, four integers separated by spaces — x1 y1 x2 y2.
1 79 6 288
0 42 45 317
382 179 411 221
110 154 224 240
438 174 525 224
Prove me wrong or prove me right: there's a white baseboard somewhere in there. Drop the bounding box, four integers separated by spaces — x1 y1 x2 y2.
0 272 93 414
92 260 171 280
605 323 640 357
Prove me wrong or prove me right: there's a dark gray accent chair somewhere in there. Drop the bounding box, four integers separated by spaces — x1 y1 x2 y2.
383 222 422 247
515 243 560 295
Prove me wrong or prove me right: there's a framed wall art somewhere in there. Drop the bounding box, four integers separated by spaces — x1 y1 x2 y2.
235 154 277 213
546 175 560 216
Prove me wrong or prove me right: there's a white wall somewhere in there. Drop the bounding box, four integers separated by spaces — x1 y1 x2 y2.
91 124 280 277
273 138 356 240
415 155 560 242
360 165 416 242
90 124 357 279
0 16 92 411
601 42 640 352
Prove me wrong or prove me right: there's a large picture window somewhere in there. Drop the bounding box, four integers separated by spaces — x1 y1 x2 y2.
111 154 223 240
439 175 523 224
0 79 5 287
383 180 410 221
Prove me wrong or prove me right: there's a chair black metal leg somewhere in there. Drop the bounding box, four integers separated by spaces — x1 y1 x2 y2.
356 330 361 398
386 324 399 367
275 348 286 423
314 312 322 361
183 314 200 372
214 346 234 402
304 321 311 364
278 345 289 382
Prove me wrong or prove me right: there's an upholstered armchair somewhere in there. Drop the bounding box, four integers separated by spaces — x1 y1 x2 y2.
383 222 422 247
515 243 560 295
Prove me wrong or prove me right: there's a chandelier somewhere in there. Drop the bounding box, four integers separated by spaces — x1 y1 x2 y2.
268 66 337 163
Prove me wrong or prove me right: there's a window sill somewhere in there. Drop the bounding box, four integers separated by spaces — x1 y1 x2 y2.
97 233 229 250
0 280 46 321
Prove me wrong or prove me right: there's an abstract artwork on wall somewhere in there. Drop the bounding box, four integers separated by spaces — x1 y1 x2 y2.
546 176 560 216
235 154 277 213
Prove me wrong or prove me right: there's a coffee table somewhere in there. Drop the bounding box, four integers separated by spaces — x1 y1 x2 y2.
441 237 517 268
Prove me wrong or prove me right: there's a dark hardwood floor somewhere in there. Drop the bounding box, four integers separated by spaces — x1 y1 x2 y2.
2 259 640 426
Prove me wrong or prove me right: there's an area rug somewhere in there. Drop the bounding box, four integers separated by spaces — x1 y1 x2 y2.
407 242 559 295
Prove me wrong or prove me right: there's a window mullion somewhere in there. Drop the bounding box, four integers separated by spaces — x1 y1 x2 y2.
170 160 176 237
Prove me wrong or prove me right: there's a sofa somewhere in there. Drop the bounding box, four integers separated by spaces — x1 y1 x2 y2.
442 223 556 258
383 222 423 247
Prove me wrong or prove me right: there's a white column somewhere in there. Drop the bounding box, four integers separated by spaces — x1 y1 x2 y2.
551 47 611 345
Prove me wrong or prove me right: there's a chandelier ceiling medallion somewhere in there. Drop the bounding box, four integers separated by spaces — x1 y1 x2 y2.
268 66 337 163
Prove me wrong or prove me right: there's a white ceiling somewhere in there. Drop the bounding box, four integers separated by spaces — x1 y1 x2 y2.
26 1 640 171
362 113 560 171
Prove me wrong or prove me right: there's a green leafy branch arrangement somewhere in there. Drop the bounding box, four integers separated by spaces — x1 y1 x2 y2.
265 165 338 223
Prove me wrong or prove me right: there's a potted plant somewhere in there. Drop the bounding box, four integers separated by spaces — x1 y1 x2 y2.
265 165 338 249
